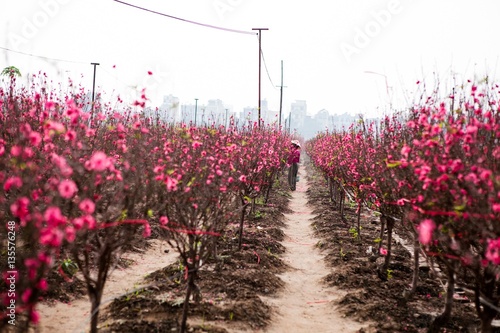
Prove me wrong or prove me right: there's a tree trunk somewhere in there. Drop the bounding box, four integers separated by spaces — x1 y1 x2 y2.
264 171 275 204
339 189 345 220
377 215 386 253
327 177 334 203
356 203 362 241
87 243 111 333
180 263 196 333
477 266 498 333
408 232 420 298
238 197 248 251
428 267 454 333
332 179 339 208
382 216 394 272
89 290 103 333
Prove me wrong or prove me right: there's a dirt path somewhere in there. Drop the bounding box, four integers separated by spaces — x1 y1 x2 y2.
36 239 176 333
261 167 367 333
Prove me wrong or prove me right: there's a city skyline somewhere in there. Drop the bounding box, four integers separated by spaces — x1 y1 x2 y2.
142 94 367 140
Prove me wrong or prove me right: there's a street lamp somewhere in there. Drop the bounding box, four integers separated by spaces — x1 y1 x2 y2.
364 71 389 95
90 62 99 115
364 70 392 111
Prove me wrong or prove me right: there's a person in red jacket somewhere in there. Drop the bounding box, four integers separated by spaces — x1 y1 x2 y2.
287 140 301 191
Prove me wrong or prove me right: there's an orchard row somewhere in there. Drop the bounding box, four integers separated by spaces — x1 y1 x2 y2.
307 80 500 332
0 74 291 333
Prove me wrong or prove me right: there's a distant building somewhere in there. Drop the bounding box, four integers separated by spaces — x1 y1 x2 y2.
315 109 331 131
142 106 158 121
301 115 318 139
181 99 233 127
76 91 101 113
285 105 379 140
297 109 333 140
204 99 225 126
180 103 197 124
330 112 359 132
240 107 257 127
240 99 269 126
158 94 180 122
290 100 307 130
259 100 280 125
138 94 377 136
283 100 307 135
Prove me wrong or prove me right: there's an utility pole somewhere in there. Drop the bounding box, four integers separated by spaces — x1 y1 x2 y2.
252 28 268 127
90 62 99 116
194 98 198 126
276 60 287 128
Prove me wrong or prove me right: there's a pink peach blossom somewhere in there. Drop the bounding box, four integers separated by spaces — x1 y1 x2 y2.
418 219 436 245
37 279 48 291
72 217 85 230
39 228 64 247
10 145 22 157
51 153 73 177
486 239 500 265
83 215 96 229
58 179 78 199
165 176 178 191
64 129 77 141
44 206 66 227
30 310 40 324
88 151 110 172
160 216 169 225
22 289 32 303
142 224 151 238
65 226 76 242
401 145 411 158
10 197 30 220
493 204 500 213
28 131 42 146
4 176 22 191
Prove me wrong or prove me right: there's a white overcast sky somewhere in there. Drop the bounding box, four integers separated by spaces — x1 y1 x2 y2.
1 0 499 118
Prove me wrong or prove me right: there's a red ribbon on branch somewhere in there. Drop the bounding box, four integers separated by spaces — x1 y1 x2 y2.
97 219 148 228
160 225 221 237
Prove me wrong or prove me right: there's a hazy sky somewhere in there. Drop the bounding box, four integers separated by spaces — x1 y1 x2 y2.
1 0 499 118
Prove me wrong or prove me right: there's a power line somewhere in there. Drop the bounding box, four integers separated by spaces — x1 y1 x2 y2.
99 66 130 88
112 0 257 36
0 46 87 65
260 47 277 90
